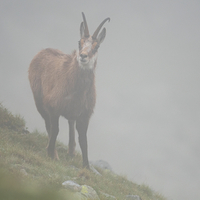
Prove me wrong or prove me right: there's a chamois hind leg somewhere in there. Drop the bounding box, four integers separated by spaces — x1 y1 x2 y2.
76 116 90 169
34 99 59 160
47 115 59 160
68 120 76 157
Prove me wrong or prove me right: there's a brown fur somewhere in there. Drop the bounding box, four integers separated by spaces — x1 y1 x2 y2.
29 49 96 117
29 48 96 168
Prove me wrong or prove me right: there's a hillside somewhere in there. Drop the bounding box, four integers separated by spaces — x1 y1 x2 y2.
0 103 167 200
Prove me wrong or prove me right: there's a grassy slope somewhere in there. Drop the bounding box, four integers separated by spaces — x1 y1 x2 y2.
0 104 167 200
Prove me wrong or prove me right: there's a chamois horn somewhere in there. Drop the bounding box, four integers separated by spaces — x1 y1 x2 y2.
92 17 110 39
82 12 90 37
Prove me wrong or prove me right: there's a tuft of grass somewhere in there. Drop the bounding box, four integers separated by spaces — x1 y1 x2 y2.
0 103 167 200
0 103 26 133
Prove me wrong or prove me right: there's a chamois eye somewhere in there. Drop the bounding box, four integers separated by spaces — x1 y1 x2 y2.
92 44 99 53
95 44 99 50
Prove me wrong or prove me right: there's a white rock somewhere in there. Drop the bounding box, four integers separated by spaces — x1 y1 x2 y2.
20 169 28 176
125 195 142 200
62 180 82 192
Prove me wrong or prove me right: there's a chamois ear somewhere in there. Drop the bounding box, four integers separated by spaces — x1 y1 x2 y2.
97 27 106 44
80 22 85 38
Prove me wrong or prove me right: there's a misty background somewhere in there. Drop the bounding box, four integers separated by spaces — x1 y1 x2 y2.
1 1 200 199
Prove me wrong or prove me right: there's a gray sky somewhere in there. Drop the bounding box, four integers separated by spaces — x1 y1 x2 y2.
1 1 200 199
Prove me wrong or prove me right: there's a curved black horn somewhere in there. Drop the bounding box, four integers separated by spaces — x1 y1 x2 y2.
92 17 110 39
82 12 89 37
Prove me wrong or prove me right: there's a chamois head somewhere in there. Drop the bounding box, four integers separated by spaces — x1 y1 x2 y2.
77 12 110 70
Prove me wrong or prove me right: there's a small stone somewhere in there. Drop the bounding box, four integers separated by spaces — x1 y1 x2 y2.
62 180 82 192
20 169 28 176
125 195 142 200
91 160 112 171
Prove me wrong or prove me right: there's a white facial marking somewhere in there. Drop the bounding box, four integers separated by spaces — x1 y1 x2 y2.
77 51 98 70
77 38 98 70
82 41 92 51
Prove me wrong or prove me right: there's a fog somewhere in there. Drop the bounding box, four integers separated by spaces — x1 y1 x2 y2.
1 1 200 199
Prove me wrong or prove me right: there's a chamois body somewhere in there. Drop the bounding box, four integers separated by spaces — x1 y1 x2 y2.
29 49 96 120
29 13 110 168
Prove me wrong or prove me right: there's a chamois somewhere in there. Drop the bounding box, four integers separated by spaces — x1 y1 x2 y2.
28 13 110 168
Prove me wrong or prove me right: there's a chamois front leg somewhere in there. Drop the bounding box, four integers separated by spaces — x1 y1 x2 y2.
47 115 59 160
76 116 90 169
68 120 76 157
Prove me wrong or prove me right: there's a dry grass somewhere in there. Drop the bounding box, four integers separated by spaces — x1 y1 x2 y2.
0 103 167 200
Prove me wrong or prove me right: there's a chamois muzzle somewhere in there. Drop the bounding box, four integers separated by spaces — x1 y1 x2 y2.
80 53 88 63
80 53 88 59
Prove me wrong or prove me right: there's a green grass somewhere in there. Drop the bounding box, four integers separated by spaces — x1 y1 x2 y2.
0 103 167 200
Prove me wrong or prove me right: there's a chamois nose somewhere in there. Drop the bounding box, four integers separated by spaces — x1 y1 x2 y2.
80 53 88 59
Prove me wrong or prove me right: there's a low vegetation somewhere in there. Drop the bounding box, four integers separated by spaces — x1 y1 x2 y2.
0 103 167 200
